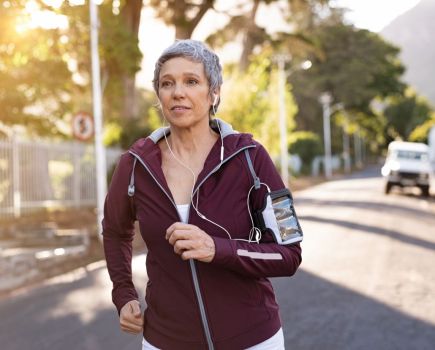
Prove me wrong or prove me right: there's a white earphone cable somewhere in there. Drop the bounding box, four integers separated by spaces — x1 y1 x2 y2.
162 101 263 244
162 109 233 240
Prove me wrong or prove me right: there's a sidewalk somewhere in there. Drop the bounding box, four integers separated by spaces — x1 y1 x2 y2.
0 208 104 296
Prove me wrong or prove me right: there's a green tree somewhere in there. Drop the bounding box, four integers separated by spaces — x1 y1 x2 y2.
57 0 143 121
384 90 433 141
291 23 406 149
409 112 435 143
219 53 297 156
0 0 74 136
0 0 144 139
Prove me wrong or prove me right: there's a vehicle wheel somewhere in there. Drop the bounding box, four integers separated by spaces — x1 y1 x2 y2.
420 186 430 197
385 182 392 194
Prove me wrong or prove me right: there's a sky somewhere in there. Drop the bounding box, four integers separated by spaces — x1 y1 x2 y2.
333 0 420 32
137 0 422 89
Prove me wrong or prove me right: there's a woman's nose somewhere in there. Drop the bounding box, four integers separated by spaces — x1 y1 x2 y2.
173 83 185 98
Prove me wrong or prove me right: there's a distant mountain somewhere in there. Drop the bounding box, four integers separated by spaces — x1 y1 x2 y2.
381 0 435 106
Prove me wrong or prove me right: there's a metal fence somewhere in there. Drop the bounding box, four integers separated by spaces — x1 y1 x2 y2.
0 138 123 218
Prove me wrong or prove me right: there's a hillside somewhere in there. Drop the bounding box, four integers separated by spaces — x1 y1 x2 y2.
381 0 435 105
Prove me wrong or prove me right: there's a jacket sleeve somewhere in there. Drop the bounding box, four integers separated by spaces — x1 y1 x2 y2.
211 143 302 278
102 152 138 314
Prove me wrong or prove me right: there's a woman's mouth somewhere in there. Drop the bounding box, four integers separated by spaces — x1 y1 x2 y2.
171 105 190 111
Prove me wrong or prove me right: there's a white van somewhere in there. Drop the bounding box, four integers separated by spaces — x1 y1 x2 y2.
381 141 432 196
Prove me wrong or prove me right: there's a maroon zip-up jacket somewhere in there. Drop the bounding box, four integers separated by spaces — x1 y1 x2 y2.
103 119 302 350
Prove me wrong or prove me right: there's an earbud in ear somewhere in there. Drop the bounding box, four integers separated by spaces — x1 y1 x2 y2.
213 94 218 106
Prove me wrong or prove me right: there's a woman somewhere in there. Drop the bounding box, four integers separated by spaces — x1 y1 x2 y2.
103 40 302 350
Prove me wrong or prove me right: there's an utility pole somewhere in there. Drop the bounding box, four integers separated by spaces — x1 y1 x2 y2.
90 0 107 239
274 54 291 186
319 92 333 178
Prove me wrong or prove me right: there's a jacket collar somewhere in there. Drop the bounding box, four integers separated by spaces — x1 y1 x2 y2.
128 118 256 195
130 118 255 159
147 118 237 144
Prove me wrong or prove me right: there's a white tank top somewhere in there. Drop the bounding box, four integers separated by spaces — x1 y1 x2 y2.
176 203 189 223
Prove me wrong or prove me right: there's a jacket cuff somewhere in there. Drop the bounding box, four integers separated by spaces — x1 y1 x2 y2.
212 236 236 266
113 288 139 315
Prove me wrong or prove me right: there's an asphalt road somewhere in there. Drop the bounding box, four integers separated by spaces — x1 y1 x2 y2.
1 167 434 350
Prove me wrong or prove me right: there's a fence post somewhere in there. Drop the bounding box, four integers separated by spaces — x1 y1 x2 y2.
12 135 21 218
354 131 363 168
73 142 81 207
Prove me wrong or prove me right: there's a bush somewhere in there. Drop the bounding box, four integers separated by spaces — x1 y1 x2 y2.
288 131 322 175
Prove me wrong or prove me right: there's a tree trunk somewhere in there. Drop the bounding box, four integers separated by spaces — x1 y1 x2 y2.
121 0 143 119
175 26 192 39
174 0 214 39
122 76 137 119
239 0 260 71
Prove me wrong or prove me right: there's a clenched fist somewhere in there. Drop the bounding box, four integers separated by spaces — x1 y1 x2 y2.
166 222 215 262
119 300 143 334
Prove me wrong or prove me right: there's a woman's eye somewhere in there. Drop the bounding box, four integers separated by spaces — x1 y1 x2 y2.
160 81 172 88
187 79 198 85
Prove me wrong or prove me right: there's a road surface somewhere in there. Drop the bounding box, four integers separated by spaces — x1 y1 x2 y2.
275 167 435 349
1 168 434 349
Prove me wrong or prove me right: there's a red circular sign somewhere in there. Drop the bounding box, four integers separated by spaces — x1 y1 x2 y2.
72 112 94 141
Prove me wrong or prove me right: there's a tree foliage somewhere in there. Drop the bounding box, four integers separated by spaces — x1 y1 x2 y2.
219 53 297 155
0 0 73 136
2 0 430 158
384 90 433 141
57 0 143 121
409 113 435 143
297 23 405 108
0 0 144 139
291 23 406 149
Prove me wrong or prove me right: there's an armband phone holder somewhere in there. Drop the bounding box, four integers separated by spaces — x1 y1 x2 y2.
253 188 303 245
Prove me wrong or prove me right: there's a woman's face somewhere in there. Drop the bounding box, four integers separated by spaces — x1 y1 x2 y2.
158 57 213 128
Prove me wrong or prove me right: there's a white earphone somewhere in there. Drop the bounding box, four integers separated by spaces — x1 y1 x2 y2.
213 94 218 107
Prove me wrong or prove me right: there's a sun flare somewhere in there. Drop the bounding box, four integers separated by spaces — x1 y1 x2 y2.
15 0 72 33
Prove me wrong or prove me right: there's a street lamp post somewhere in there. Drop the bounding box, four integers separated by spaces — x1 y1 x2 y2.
319 92 333 178
273 55 312 185
89 0 106 239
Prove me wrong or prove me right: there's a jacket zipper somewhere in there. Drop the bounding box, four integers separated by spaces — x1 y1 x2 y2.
190 259 214 350
129 144 255 350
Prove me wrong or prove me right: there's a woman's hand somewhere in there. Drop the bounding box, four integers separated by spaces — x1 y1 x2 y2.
166 222 215 262
119 300 144 334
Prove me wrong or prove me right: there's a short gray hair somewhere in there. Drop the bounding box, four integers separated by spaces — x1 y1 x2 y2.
153 40 223 114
